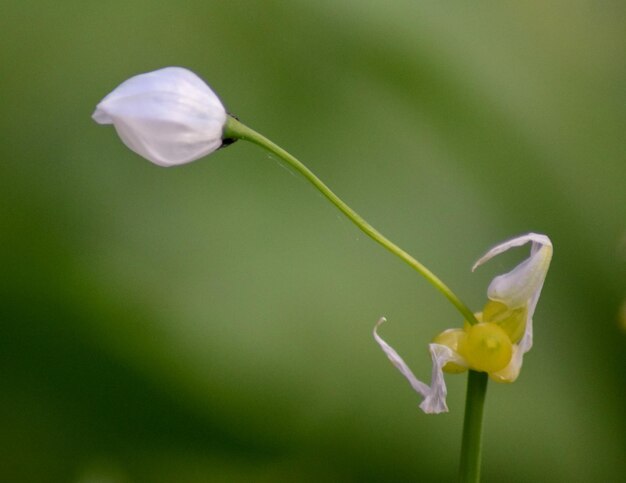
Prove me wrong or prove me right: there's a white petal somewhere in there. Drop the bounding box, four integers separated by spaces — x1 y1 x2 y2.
472 233 552 310
93 67 224 118
93 67 227 166
373 318 460 414
472 233 550 272
473 233 552 376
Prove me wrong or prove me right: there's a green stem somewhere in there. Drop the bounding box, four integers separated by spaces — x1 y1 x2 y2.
224 116 479 325
459 371 488 482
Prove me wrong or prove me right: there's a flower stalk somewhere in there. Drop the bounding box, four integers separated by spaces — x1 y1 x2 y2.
459 370 488 483
223 115 479 325
225 117 490 476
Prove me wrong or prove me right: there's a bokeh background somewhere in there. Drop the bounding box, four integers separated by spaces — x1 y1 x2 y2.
2 1 625 481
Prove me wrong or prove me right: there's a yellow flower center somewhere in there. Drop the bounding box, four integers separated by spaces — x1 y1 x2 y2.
481 300 527 344
434 300 525 375
460 322 513 373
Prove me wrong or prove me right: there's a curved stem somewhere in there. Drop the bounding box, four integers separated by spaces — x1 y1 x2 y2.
224 116 479 325
459 371 488 482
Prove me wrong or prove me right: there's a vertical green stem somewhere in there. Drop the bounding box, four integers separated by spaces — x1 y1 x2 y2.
223 116 479 325
459 370 488 482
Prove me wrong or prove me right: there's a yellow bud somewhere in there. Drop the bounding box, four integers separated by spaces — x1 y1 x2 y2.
482 300 527 344
460 322 513 373
432 329 468 374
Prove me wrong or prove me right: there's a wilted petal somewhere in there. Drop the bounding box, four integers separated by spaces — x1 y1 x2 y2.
473 233 552 379
472 233 552 310
373 318 462 414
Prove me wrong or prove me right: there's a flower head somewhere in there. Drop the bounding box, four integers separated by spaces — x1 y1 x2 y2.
93 67 227 167
374 233 552 414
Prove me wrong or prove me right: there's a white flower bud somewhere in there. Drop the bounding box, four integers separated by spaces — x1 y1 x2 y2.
93 67 228 167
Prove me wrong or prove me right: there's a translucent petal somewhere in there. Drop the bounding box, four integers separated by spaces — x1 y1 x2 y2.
472 233 552 380
472 233 552 310
373 318 464 414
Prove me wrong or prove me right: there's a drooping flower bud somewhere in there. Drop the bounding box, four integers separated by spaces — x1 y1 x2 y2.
93 67 228 167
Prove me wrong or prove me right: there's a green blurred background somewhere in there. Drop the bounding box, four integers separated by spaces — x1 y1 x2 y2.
2 1 625 481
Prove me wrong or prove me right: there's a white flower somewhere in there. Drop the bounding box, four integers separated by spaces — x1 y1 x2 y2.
373 233 553 414
93 67 227 167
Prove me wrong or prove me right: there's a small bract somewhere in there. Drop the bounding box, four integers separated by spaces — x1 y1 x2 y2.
93 67 227 167
374 233 552 414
